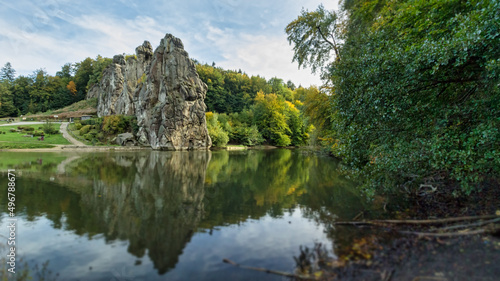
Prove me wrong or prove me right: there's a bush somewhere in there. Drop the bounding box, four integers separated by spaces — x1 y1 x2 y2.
74 122 82 130
231 124 264 146
274 133 291 147
206 112 230 147
42 121 59 135
23 127 35 132
9 128 16 133
209 125 229 147
81 118 96 126
102 115 134 135
33 131 44 137
80 125 91 135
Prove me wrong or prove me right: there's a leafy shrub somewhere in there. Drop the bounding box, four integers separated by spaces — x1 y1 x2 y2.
80 125 91 135
125 54 137 61
42 121 59 135
23 127 35 132
274 133 291 147
96 132 104 141
74 122 82 130
209 125 229 147
33 131 44 137
206 112 229 147
102 115 134 135
231 124 264 146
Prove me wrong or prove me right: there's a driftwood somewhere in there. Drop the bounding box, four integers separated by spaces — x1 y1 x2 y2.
223 258 318 280
333 214 500 226
334 214 500 237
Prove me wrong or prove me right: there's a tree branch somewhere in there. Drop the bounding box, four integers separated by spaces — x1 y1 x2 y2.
316 26 340 61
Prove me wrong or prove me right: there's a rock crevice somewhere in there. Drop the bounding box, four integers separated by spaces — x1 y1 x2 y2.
88 34 211 150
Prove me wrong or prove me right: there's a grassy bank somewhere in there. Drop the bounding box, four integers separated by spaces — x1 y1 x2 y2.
0 124 71 145
0 142 56 149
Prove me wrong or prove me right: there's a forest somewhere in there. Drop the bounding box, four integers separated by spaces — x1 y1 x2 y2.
0 57 112 116
286 0 500 196
0 58 326 148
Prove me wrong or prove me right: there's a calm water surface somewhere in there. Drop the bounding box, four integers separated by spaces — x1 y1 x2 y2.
0 149 371 280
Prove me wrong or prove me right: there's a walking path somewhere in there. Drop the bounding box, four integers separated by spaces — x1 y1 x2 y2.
59 122 86 146
0 121 46 127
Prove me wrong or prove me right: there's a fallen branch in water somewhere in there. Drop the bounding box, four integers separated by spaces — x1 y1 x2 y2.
333 214 500 226
223 258 318 280
400 228 487 237
432 217 500 232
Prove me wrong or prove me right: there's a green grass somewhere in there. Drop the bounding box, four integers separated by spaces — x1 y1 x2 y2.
0 124 71 145
53 98 97 114
22 98 98 118
0 142 55 149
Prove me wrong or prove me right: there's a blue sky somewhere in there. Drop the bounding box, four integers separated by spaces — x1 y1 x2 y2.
0 0 338 87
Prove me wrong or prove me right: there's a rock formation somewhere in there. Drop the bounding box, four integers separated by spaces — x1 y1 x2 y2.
88 34 211 150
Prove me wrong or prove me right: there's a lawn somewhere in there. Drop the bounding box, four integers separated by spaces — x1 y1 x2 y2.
0 124 71 145
0 143 55 149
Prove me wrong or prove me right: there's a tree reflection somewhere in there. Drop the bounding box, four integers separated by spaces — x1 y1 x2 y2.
0 149 370 277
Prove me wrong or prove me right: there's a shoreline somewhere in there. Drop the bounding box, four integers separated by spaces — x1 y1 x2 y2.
0 145 153 153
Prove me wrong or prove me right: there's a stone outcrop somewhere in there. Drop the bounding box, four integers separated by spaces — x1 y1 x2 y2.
116 132 136 146
87 34 211 150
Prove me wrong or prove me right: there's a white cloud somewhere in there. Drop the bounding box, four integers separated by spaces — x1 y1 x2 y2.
0 0 339 87
197 23 322 86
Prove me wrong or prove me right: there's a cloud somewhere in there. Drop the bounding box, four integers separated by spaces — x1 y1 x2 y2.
196 23 322 86
0 0 339 87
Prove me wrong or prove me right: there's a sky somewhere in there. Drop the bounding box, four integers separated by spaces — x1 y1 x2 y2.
0 0 338 87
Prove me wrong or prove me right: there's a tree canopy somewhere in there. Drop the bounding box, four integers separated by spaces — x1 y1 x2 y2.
0 56 112 117
287 0 500 195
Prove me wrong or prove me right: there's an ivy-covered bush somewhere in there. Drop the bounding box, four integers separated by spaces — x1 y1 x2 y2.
79 125 91 135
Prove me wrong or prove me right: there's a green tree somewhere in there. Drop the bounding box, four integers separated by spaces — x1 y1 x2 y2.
56 63 74 79
253 92 291 146
288 0 500 195
74 57 94 99
285 4 343 77
206 112 229 147
0 62 16 82
0 82 16 117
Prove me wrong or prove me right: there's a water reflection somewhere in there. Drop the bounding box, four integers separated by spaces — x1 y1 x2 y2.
0 149 368 280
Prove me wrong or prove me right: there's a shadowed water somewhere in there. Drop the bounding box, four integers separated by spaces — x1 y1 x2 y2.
0 149 368 280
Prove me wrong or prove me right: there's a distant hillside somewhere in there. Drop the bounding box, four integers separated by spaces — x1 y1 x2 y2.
24 98 97 119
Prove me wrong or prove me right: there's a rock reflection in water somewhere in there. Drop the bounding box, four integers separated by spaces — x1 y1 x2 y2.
76 151 210 274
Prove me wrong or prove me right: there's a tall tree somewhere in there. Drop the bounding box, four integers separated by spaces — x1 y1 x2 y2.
287 0 500 194
285 5 343 78
0 82 17 117
1 62 16 82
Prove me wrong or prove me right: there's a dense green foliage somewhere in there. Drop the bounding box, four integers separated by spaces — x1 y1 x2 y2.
287 0 500 195
197 63 316 147
206 112 230 147
0 56 111 117
70 115 138 144
197 63 296 113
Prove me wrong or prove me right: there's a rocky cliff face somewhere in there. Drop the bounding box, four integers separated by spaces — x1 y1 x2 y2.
88 34 211 150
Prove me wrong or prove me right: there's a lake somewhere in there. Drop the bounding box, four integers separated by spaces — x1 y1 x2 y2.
0 149 372 280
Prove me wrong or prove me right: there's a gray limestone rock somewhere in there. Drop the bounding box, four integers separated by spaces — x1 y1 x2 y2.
88 34 211 150
116 133 137 146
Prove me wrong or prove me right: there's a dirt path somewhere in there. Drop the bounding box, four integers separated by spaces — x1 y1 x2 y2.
59 122 86 146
